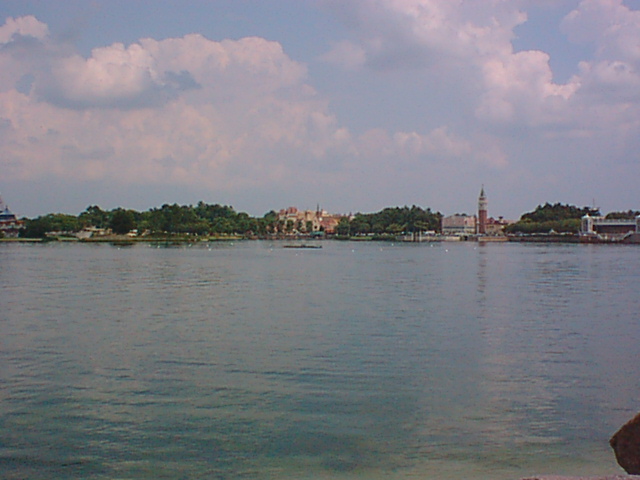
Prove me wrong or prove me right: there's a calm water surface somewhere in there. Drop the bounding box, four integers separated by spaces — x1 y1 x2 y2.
1 241 639 479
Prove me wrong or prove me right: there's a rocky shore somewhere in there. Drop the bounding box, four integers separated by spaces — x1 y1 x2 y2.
522 413 640 480
521 476 640 480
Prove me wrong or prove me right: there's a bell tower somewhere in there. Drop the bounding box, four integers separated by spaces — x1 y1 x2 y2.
478 186 487 235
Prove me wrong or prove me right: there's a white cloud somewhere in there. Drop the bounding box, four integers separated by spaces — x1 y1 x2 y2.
393 127 470 158
320 41 366 70
477 49 579 124
562 0 640 60
0 16 51 93
326 0 640 138
42 43 165 108
3 2 640 218
324 0 580 129
316 0 640 215
0 15 48 43
561 0 640 105
24 33 308 110
0 20 323 188
325 0 527 69
0 15 481 200
140 35 308 95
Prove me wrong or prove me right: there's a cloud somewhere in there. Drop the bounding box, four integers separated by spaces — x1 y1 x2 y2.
0 21 325 186
40 43 172 109
476 49 578 125
326 0 640 136
139 35 307 98
561 0 640 104
0 15 48 43
325 0 580 126
0 15 478 200
392 127 471 158
561 0 640 59
0 16 52 93
317 0 640 212
325 0 527 69
22 33 307 110
320 40 366 70
3 3 640 218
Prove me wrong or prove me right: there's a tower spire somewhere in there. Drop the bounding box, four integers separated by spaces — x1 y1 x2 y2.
478 185 488 235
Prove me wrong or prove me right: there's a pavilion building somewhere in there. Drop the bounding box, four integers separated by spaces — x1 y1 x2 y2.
0 195 25 238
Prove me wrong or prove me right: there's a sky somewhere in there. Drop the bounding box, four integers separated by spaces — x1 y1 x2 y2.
1 0 639 219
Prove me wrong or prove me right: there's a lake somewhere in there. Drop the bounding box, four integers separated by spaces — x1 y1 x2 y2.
1 240 638 479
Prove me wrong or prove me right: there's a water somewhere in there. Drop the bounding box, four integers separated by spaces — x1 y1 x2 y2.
1 241 638 479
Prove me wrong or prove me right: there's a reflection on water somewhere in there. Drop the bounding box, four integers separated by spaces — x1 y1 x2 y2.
0 241 639 479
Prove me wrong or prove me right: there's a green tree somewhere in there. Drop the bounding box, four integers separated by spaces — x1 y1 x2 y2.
506 203 599 234
212 218 235 235
386 223 404 235
372 222 385 234
20 213 81 238
414 220 432 232
349 205 442 237
336 217 351 236
79 205 109 228
606 210 640 220
351 220 370 235
21 217 51 238
285 219 294 233
261 211 278 235
109 209 136 235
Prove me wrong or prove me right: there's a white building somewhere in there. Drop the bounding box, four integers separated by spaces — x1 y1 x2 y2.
581 214 640 237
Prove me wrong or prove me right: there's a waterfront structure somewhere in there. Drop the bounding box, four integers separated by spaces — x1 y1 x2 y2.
441 214 476 236
442 187 511 238
581 214 640 241
477 186 488 235
0 195 24 237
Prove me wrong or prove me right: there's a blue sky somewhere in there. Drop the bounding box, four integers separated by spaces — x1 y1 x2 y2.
1 0 639 219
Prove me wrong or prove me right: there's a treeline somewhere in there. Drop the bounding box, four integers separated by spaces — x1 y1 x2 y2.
336 206 442 237
18 201 638 239
20 203 444 239
605 210 640 220
21 203 280 238
505 203 600 234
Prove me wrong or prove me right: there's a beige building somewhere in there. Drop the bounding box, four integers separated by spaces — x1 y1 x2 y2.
441 214 476 236
484 217 513 236
277 206 344 234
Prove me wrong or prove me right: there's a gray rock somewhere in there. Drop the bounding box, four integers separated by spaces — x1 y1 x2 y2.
521 477 640 480
611 412 640 474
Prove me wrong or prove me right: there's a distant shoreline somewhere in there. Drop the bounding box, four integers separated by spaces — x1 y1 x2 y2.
3 233 639 245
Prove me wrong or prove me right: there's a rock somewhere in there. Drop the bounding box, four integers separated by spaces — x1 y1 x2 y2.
521 477 640 480
611 412 640 474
